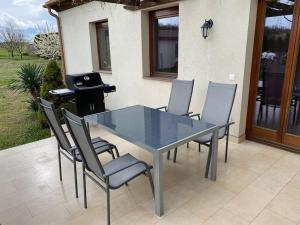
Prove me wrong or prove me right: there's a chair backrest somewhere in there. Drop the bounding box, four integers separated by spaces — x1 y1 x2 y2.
201 82 237 138
263 72 283 106
38 98 71 151
167 79 194 115
62 109 105 179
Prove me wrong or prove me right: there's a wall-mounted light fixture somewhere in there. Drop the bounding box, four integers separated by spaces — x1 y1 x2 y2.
201 19 213 39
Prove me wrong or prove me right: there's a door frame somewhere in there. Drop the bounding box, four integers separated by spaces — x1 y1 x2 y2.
246 0 300 151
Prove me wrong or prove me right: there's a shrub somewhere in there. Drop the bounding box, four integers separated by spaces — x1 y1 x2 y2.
39 60 65 126
10 64 44 100
27 97 39 112
40 59 64 100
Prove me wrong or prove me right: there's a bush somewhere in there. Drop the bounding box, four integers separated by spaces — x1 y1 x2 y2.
40 60 64 99
27 97 39 112
39 60 65 126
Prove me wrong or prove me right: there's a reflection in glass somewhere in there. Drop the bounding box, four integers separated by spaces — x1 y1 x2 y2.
253 0 294 130
154 16 179 73
85 105 215 151
97 22 111 70
287 44 300 135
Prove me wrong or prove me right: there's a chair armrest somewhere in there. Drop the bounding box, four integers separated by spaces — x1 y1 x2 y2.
157 106 167 111
104 160 151 177
181 112 193 116
189 113 201 120
219 121 235 129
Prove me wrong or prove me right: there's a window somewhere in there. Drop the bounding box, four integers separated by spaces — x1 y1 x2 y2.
149 7 179 78
96 21 111 71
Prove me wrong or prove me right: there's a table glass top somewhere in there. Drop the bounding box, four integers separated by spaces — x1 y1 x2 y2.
85 105 216 151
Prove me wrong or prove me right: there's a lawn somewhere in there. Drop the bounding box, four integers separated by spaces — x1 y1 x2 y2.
0 48 51 150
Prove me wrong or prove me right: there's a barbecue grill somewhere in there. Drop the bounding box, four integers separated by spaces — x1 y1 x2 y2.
50 72 116 116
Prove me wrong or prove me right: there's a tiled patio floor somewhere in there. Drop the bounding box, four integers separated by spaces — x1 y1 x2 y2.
1 126 300 225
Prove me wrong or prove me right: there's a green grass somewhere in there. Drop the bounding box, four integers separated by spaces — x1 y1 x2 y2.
0 48 51 150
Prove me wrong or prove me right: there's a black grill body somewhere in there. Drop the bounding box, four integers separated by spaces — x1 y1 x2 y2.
65 72 115 117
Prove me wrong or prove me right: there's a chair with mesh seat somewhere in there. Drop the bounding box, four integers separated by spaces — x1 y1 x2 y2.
62 109 154 225
38 98 119 198
177 82 237 174
157 79 194 162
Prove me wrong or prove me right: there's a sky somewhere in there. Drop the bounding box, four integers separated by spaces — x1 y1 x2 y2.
0 0 56 41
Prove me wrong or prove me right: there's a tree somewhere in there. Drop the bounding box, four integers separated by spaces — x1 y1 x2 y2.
15 31 26 60
0 23 17 58
34 23 61 59
0 23 26 58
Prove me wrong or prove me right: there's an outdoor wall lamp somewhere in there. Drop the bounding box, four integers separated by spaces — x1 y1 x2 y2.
201 19 213 39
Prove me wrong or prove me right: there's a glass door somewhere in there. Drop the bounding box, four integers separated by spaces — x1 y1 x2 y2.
283 16 300 148
247 0 300 149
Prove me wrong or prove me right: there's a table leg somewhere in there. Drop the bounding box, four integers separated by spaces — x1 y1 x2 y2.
210 128 219 181
153 152 163 216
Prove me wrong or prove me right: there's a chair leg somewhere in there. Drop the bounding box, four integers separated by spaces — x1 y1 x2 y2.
225 127 230 163
147 169 155 198
110 149 115 160
173 148 178 163
83 165 87 208
167 151 170 160
205 144 212 178
114 146 120 157
58 145 62 181
199 143 201 152
187 142 189 148
73 157 79 198
106 179 111 225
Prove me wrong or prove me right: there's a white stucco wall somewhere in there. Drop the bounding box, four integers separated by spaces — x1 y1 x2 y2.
59 0 257 141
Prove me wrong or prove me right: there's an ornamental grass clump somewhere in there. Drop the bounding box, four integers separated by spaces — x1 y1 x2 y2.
10 63 44 101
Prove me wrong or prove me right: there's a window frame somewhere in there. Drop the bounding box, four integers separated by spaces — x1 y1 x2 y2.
95 20 112 72
149 6 179 78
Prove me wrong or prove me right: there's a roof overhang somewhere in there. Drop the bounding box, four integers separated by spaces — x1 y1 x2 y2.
43 0 179 12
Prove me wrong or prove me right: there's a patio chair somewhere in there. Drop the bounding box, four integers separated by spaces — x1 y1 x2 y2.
38 98 119 198
172 82 237 170
62 109 154 225
157 79 194 162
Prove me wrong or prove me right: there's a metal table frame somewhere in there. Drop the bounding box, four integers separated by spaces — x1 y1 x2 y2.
85 106 219 216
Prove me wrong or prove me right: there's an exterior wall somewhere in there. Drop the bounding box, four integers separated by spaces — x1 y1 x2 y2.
59 0 258 141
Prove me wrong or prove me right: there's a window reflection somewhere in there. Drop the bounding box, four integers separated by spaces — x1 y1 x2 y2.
254 0 294 130
287 39 300 135
97 22 111 71
154 16 179 74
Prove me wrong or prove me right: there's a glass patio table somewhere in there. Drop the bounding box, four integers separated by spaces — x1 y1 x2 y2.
84 105 219 216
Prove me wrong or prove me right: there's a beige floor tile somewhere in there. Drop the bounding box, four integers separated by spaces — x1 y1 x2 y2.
230 151 281 174
250 209 296 225
67 205 108 225
267 185 300 222
155 207 203 225
215 165 259 193
25 192 70 216
113 206 160 225
183 185 235 221
0 204 33 225
224 186 275 222
0 181 17 198
203 208 249 225
289 171 300 190
249 165 297 195
24 205 72 225
1 131 298 225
